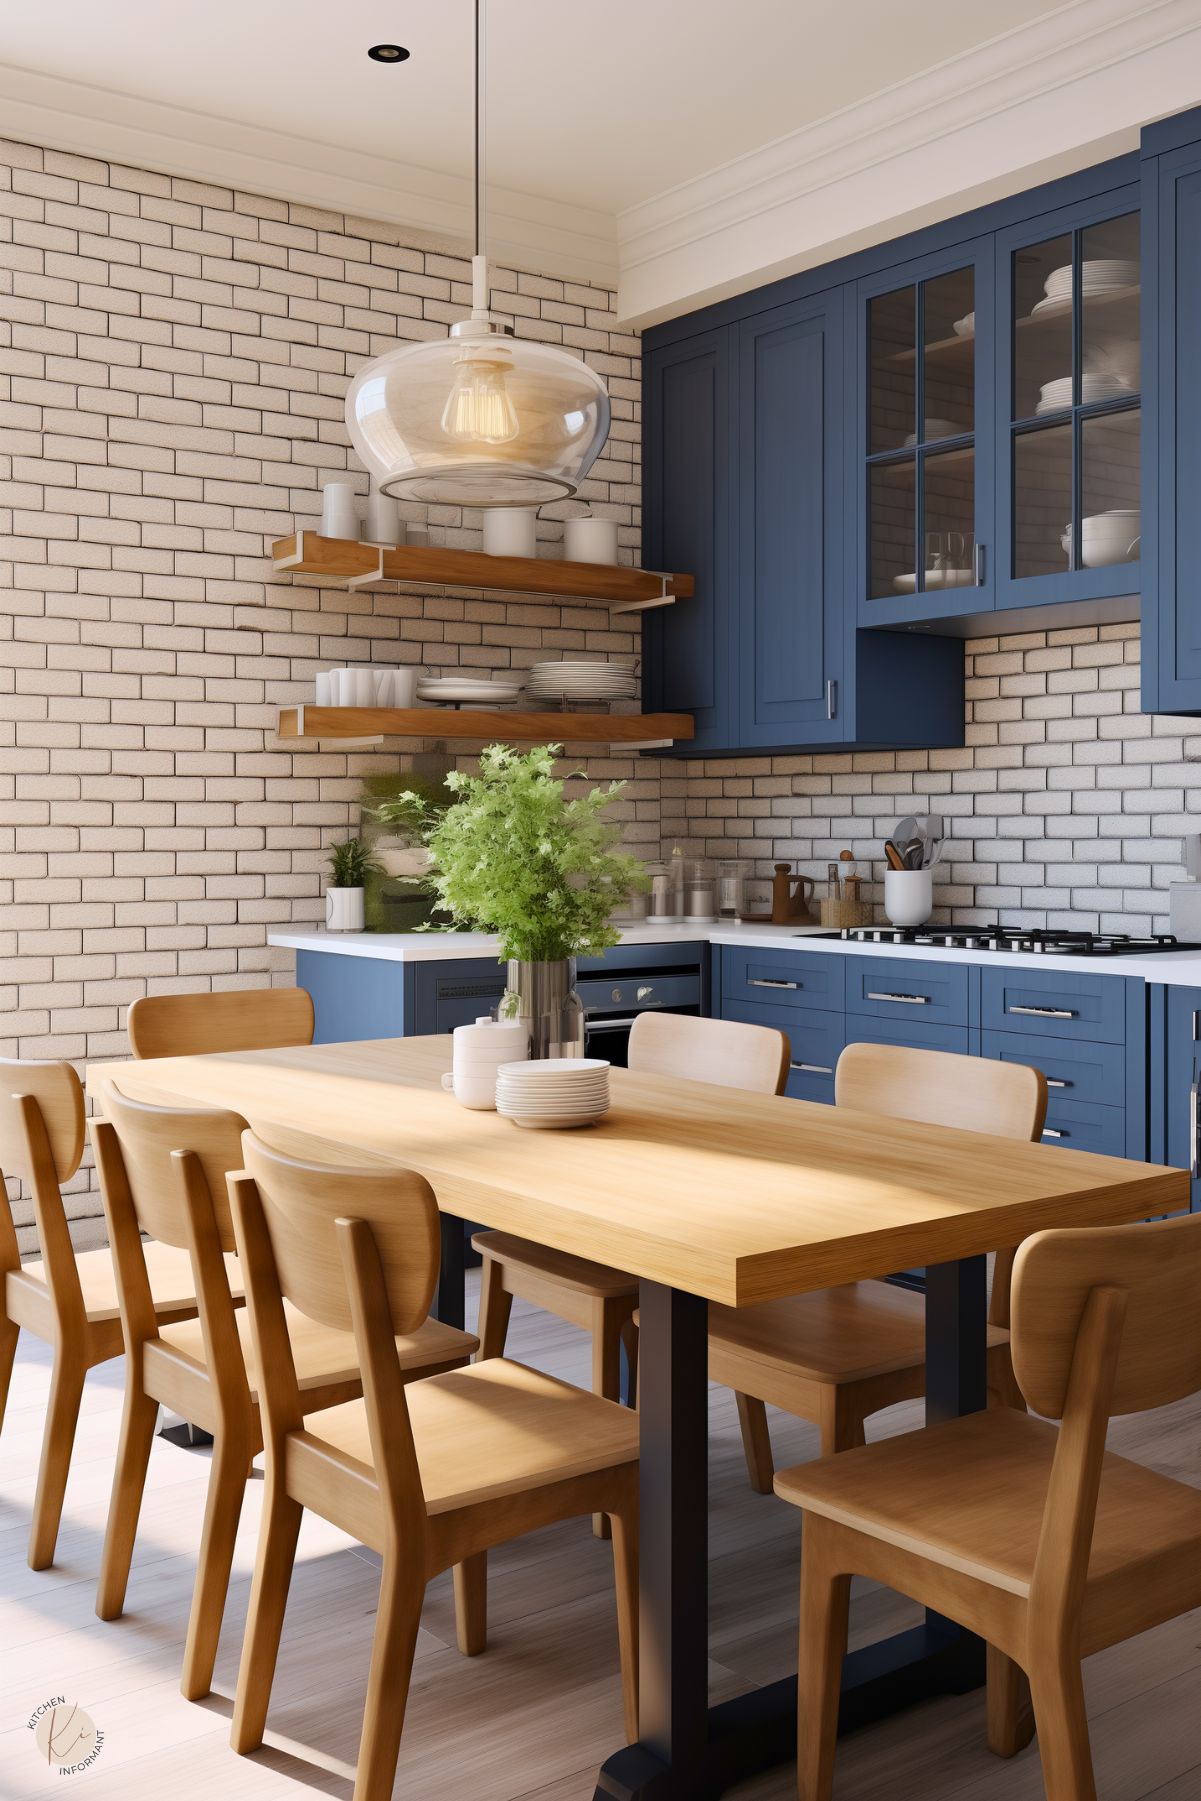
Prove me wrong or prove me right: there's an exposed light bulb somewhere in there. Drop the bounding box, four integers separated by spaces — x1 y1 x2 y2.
439 350 519 445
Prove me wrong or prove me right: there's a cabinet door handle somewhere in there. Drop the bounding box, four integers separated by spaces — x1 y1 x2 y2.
791 1061 833 1075
1009 1005 1076 1019
749 977 799 990
1045 1077 1070 1089
974 542 986 585
826 679 837 720
867 991 929 1005
1042 1127 1066 1140
1192 1081 1199 1180
1192 1010 1201 1042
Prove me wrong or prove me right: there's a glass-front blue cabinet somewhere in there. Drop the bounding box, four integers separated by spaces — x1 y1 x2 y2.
856 239 995 626
994 182 1142 612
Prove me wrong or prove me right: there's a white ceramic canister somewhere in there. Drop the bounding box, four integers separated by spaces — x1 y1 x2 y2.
440 1017 530 1110
564 514 619 565
365 485 404 547
482 508 537 558
326 887 365 932
883 867 934 929
321 482 360 540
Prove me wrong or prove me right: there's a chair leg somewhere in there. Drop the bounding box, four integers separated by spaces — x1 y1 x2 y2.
986 1642 1035 1758
231 1478 303 1755
1029 1652 1097 1801
476 1255 513 1361
817 1388 867 1458
609 1502 639 1744
0 1317 18 1436
28 1351 87 1571
353 1553 425 1801
796 1520 851 1801
181 1431 254 1701
453 1552 487 1656
735 1392 775 1494
95 1382 160 1612
988 1347 1027 1413
592 1298 624 1538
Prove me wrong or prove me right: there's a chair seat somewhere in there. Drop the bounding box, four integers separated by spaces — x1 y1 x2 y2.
302 1356 640 1515
774 1407 1201 1641
157 1301 477 1396
708 1280 1012 1385
10 1240 242 1326
472 1230 636 1301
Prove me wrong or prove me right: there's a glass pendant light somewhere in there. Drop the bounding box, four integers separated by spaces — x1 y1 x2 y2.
346 1 611 507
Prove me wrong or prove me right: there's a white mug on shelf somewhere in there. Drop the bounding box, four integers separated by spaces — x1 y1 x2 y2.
365 486 403 546
374 668 418 708
564 513 619 565
315 671 333 706
883 868 934 929
482 508 537 558
351 667 375 707
321 482 360 541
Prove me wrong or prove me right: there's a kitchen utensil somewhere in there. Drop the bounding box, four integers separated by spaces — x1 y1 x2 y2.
321 482 359 540
883 841 907 872
902 839 925 870
893 816 920 852
482 507 537 557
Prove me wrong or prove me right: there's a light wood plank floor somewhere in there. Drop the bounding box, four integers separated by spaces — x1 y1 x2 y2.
1 1272 1197 1801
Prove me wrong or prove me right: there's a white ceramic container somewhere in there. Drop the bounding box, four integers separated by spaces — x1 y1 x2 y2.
440 1017 530 1110
374 667 418 707
883 868 934 928
482 508 537 558
325 887 365 932
365 486 403 546
321 482 360 540
564 514 619 564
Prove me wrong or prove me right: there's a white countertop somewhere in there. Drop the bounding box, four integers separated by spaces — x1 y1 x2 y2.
268 925 1201 986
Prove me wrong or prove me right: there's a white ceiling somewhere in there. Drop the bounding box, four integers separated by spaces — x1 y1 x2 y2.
0 0 1068 215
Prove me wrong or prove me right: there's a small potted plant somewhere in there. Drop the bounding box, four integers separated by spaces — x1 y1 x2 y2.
324 837 381 934
377 744 648 1055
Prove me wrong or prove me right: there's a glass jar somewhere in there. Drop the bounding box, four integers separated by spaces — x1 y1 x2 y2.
717 858 751 919
684 858 717 924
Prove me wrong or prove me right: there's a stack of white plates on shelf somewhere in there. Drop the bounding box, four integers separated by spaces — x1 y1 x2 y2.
414 676 524 706
952 311 975 338
496 1057 611 1129
525 661 638 705
1032 260 1138 315
902 418 966 446
1036 371 1132 414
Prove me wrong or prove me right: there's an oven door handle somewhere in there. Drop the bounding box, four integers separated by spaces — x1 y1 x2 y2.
586 1017 640 1033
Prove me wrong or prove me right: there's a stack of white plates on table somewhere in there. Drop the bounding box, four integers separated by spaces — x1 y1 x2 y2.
415 676 524 706
524 661 638 705
1031 260 1138 316
496 1057 611 1129
1036 371 1132 414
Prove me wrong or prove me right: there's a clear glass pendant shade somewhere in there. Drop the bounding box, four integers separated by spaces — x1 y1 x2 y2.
346 304 611 508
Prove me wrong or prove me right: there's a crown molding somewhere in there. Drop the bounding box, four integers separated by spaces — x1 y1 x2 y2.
0 61 619 289
617 0 1201 326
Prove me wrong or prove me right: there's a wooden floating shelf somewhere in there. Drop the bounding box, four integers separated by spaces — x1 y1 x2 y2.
271 532 694 614
276 705 695 749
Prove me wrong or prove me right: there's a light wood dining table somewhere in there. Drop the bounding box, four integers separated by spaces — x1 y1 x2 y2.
88 1034 1188 1801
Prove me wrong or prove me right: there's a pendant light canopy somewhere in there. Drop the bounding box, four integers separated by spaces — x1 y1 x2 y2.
346 3 611 507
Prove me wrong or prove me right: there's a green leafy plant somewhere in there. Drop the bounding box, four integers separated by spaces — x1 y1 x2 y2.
376 743 648 961
325 837 383 889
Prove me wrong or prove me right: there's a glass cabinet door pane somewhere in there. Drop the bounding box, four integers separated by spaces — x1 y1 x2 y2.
924 446 976 592
1081 408 1141 569
1013 232 1072 422
923 267 974 443
1014 425 1072 579
870 457 915 598
1081 212 1140 400
869 287 915 453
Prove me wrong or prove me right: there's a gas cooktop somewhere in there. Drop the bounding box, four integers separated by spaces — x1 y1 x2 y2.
818 926 1201 957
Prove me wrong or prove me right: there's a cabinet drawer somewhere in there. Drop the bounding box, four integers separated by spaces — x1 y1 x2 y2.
844 1015 969 1057
721 946 844 1015
980 968 1126 1042
844 956 968 1028
1039 1098 1127 1159
980 1030 1126 1110
721 997 843 1104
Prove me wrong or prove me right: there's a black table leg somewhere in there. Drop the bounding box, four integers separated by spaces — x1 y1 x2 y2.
434 1212 466 1330
922 1254 988 1691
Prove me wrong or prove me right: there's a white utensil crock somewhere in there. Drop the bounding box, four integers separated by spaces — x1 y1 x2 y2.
883 868 933 928
564 515 619 564
325 887 365 933
482 508 537 558
365 486 403 546
321 482 359 540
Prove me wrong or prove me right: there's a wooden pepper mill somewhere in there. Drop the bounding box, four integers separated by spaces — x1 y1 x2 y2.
770 862 815 925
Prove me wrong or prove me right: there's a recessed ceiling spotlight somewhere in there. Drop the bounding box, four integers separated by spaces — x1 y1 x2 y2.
367 43 410 63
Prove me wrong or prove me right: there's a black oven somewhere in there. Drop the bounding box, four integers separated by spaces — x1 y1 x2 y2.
577 961 704 1067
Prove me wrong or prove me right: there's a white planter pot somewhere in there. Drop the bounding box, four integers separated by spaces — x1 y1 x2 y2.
326 887 365 932
883 868 933 928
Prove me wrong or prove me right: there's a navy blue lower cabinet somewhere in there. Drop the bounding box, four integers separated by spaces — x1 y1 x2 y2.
844 955 970 1030
843 1015 970 1057
721 944 845 1015
1164 986 1201 1210
980 966 1127 1043
297 950 411 1043
721 993 844 1105
981 1029 1126 1108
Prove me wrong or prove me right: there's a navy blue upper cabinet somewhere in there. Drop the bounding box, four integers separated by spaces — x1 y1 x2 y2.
993 180 1142 614
642 326 735 749
855 238 995 627
736 292 844 747
1141 111 1201 713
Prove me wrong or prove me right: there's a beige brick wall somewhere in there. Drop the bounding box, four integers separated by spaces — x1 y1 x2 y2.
0 136 650 1249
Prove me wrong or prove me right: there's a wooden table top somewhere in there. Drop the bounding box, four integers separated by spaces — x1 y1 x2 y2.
87 1036 1188 1307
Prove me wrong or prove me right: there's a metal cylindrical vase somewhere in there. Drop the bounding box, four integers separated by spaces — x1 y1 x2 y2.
502 958 584 1059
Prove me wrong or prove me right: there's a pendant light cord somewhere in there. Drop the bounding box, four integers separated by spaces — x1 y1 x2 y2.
474 0 483 260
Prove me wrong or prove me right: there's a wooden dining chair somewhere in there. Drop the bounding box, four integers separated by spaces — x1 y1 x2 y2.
227 1131 640 1801
711 1041 1047 1492
0 1059 208 1569
127 986 315 1059
778 1209 1201 1801
91 1087 477 1701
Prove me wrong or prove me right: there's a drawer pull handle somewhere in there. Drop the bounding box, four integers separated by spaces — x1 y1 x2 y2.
1009 1005 1076 1019
791 1061 834 1075
1042 1127 1066 1139
867 991 930 1005
1193 1010 1201 1042
1192 1081 1199 1180
749 978 799 990
1045 1078 1070 1089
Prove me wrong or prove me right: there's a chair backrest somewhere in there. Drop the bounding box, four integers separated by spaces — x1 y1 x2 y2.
1012 1212 1201 1420
0 1060 87 1323
834 1040 1048 1141
238 1132 440 1336
127 987 314 1060
628 1010 790 1095
103 1085 247 1253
